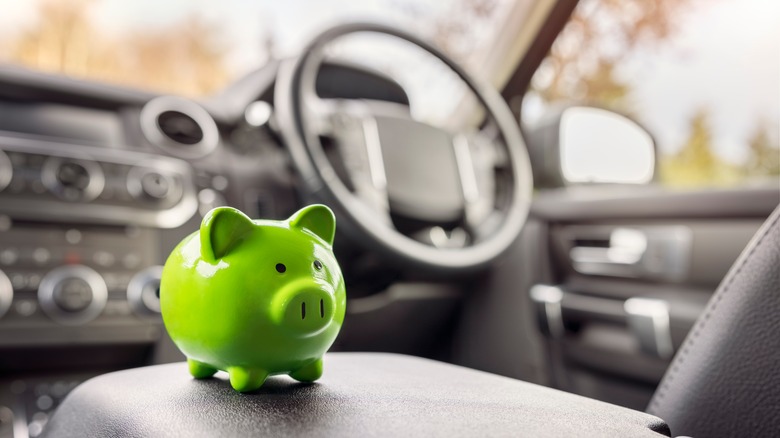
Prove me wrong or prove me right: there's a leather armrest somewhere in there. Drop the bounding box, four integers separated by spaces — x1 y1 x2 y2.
44 352 668 437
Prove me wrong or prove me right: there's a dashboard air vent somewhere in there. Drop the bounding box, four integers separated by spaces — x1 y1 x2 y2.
157 110 204 145
140 96 218 159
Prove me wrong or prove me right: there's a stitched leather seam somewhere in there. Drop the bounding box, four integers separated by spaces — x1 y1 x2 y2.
648 209 780 412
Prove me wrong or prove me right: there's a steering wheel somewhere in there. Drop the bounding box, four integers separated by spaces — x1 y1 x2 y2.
274 23 532 272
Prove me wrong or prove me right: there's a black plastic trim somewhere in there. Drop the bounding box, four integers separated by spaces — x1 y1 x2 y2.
501 0 579 118
532 187 780 222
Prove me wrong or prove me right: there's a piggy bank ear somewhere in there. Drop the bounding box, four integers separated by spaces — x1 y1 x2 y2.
200 207 255 262
288 204 336 245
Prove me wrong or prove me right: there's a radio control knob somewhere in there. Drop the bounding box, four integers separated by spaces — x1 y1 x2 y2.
127 266 163 316
52 277 93 312
140 171 171 199
42 158 104 202
127 167 182 203
0 270 12 319
38 265 107 325
0 150 11 192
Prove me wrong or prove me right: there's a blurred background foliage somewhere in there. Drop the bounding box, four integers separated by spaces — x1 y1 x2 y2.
0 0 777 189
529 0 779 188
1 0 230 96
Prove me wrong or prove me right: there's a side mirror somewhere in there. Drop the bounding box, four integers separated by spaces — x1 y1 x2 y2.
525 106 656 188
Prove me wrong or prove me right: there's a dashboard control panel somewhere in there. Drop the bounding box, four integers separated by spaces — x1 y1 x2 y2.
0 135 199 347
0 220 164 346
0 135 198 228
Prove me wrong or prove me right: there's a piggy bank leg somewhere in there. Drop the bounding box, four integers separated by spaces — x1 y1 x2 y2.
188 359 217 379
290 358 323 383
227 366 268 392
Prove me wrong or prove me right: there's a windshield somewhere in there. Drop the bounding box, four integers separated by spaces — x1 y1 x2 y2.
0 0 529 101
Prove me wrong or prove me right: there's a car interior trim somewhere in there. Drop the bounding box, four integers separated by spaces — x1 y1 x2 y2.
532 187 780 221
0 65 154 109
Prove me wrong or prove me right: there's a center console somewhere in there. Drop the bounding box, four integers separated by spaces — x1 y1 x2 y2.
0 132 201 438
42 353 671 437
0 135 196 339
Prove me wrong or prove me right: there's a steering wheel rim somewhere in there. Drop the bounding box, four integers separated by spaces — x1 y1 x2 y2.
274 22 532 272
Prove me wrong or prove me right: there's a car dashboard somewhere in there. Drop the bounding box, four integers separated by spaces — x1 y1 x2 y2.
0 61 430 437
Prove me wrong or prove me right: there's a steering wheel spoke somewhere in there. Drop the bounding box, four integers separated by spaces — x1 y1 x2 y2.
301 97 342 137
316 119 395 229
307 99 394 226
453 133 499 230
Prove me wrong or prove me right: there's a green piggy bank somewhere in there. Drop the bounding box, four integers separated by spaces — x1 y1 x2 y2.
160 204 346 392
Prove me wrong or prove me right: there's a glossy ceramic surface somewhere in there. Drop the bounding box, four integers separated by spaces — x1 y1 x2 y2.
160 204 346 392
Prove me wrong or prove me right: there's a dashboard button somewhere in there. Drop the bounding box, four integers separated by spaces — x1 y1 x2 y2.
122 254 140 270
27 274 41 289
35 395 53 411
31 248 51 265
127 166 182 203
10 273 25 290
141 171 171 199
0 249 18 266
13 300 36 317
64 229 82 245
92 251 115 268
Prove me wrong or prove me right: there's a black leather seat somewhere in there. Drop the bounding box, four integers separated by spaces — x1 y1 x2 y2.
647 204 780 436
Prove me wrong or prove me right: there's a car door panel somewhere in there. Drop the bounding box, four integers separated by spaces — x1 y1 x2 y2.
527 186 778 410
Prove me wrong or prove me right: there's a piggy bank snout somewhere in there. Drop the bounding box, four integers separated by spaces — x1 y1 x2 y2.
271 279 336 336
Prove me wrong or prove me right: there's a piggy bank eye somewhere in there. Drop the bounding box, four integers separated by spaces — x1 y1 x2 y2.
275 263 286 273
313 260 323 271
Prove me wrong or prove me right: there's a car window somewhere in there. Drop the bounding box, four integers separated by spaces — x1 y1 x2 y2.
523 0 780 188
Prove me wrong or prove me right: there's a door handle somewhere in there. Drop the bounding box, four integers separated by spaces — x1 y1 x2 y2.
624 297 674 360
568 226 691 281
530 285 675 360
570 228 648 267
